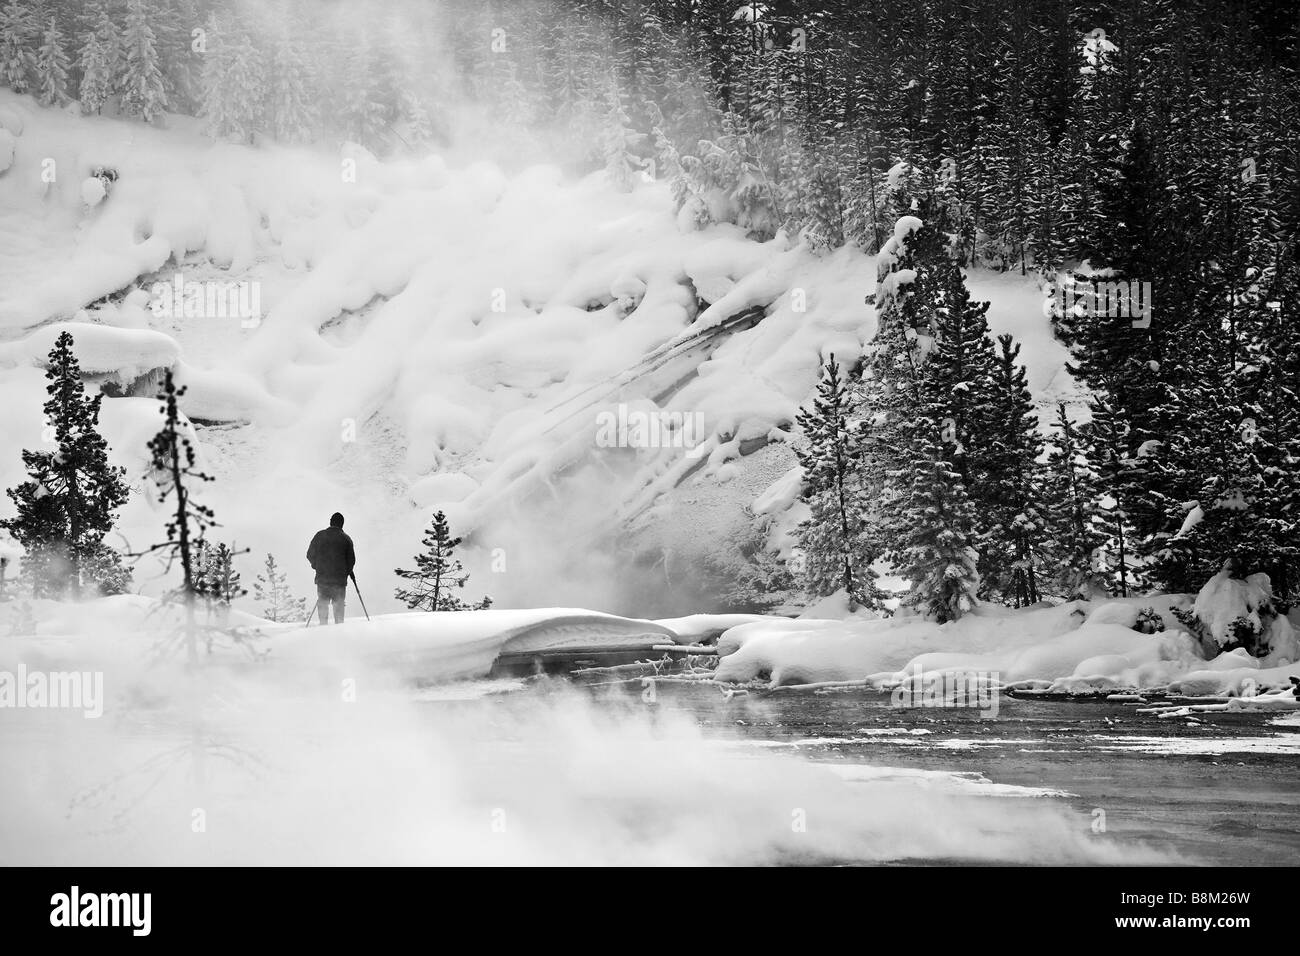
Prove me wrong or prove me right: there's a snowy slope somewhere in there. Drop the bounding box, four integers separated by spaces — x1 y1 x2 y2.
0 91 1078 616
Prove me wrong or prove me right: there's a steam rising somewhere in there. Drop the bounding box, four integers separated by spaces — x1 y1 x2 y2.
0 650 1170 866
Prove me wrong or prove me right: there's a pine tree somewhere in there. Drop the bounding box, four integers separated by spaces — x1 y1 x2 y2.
860 212 949 534
148 0 201 114
78 6 119 115
195 539 243 608
394 510 491 612
199 19 265 143
32 18 68 107
340 38 388 149
861 210 993 620
922 262 999 493
1040 403 1105 599
0 0 33 93
794 354 880 610
488 50 535 132
253 553 306 622
978 334 1047 606
602 84 640 193
796 128 848 252
118 0 167 122
886 269 992 621
144 369 215 663
1082 397 1143 597
397 89 432 150
1145 256 1300 597
891 431 982 623
0 331 131 598
645 101 686 204
265 32 316 143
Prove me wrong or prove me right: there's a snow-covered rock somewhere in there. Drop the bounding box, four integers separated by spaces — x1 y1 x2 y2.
80 175 106 207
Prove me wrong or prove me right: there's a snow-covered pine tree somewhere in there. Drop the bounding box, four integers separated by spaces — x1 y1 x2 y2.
890 430 982 623
195 540 243 605
199 18 265 143
1040 402 1105 599
488 50 535 133
881 263 992 621
0 0 33 93
339 39 388 149
623 9 670 123
0 331 131 598
922 261 999 494
147 0 201 114
794 353 880 610
1024 123 1071 275
393 510 492 612
1146 255 1300 598
1081 397 1143 597
843 129 890 254
265 32 317 144
77 6 119 115
369 26 409 139
971 125 1019 270
797 128 848 252
680 112 778 238
118 0 167 122
397 89 433 150
253 553 306 622
657 24 717 151
860 211 950 500
602 84 640 193
977 334 1047 606
1138 86 1291 595
645 100 686 202
32 18 69 107
1062 123 1170 443
537 9 589 133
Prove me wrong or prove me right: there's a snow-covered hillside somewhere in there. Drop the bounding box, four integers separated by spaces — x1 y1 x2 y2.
0 90 1079 616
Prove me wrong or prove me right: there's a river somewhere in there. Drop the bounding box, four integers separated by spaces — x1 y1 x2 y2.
416 661 1300 866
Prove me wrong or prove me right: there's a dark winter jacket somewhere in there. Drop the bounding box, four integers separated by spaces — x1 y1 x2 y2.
307 527 356 587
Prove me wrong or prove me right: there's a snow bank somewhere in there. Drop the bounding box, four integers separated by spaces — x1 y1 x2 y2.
0 596 679 684
652 612 778 643
712 595 1256 694
1167 661 1300 698
0 322 179 382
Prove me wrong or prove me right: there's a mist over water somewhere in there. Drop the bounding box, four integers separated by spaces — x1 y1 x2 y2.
0 650 1170 866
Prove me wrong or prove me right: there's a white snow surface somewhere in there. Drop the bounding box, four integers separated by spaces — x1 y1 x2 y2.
0 90 1081 617
0 596 678 683
714 594 1300 695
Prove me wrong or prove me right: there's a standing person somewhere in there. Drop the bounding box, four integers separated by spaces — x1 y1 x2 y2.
306 512 355 624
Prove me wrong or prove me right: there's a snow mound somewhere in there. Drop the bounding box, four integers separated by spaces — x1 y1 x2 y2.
0 596 679 685
0 322 178 383
80 176 106 207
713 597 1236 692
1189 566 1292 653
